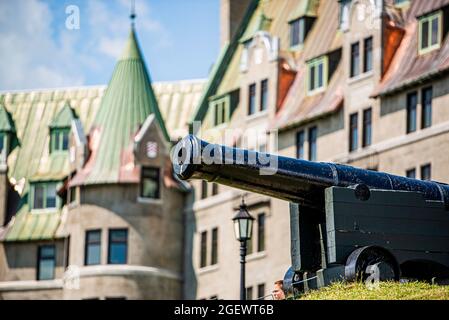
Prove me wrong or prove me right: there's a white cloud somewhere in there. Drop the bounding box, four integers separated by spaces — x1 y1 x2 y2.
0 0 172 91
0 0 85 90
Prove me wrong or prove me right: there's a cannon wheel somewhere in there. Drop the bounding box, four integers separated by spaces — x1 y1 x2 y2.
345 246 400 282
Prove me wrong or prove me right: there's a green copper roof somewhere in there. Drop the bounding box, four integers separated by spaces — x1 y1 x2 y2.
80 27 169 185
0 104 15 132
49 102 77 128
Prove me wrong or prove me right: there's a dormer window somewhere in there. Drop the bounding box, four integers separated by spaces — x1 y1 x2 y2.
419 11 442 55
289 17 315 49
211 96 230 127
31 182 58 210
307 56 328 95
50 128 70 152
49 102 77 154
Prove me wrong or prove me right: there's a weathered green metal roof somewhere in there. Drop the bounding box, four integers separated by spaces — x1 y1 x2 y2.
49 102 77 128
76 27 170 185
0 104 15 132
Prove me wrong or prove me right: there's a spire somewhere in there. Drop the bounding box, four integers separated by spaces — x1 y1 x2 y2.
81 26 169 185
130 0 136 26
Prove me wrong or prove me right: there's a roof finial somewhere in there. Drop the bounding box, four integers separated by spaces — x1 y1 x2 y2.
130 0 136 26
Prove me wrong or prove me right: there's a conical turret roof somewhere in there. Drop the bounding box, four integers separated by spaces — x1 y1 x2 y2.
75 27 169 185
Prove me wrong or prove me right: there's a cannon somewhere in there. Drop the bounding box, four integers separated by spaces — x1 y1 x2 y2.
172 135 449 295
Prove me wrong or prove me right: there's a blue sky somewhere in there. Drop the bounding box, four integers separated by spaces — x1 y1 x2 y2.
0 0 219 90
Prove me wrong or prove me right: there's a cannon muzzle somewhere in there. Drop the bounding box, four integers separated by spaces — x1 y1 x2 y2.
172 135 449 209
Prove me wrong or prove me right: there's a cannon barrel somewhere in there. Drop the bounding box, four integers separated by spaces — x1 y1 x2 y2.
172 135 449 209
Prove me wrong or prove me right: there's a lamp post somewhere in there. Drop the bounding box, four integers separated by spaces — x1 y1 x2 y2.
232 197 255 300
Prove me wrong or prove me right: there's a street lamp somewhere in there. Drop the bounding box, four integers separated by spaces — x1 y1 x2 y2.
232 197 255 300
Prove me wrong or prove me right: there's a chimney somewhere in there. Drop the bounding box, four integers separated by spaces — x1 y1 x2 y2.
220 0 252 48
0 163 7 226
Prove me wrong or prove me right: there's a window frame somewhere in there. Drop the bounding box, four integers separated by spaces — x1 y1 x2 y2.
50 127 70 153
37 245 56 281
296 130 305 160
210 95 231 127
418 11 442 55
420 164 432 181
289 18 305 49
349 113 359 152
85 229 102 266
350 42 360 78
421 87 433 129
140 167 160 200
248 83 257 116
257 213 265 253
362 108 372 148
406 92 418 134
200 230 208 268
30 182 59 211
211 227 218 265
107 229 128 265
363 37 373 73
260 79 269 112
307 56 328 95
406 168 416 179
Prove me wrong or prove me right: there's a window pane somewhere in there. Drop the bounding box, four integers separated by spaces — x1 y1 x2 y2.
62 131 69 150
34 185 45 209
246 287 253 300
349 113 358 152
317 62 323 88
201 180 208 199
257 213 265 252
421 164 431 181
407 92 417 133
422 87 432 129
363 109 372 147
46 183 57 208
86 230 101 265
299 19 305 44
309 65 315 91
421 20 429 49
108 229 127 264
141 168 160 199
406 169 416 179
260 79 268 111
212 183 218 196
296 131 305 159
200 231 207 268
308 127 317 161
431 16 439 46
351 42 360 77
38 246 55 281
364 37 373 72
248 84 256 115
258 284 265 299
211 228 218 265
86 244 101 265
290 19 299 47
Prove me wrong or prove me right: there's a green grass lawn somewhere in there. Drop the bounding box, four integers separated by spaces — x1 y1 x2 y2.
298 281 449 300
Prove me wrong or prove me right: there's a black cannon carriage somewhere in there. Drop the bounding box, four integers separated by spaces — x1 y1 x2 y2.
172 135 449 294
